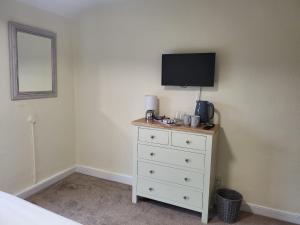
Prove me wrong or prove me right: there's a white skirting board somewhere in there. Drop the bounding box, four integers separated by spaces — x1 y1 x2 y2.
15 165 300 224
241 202 300 224
16 166 76 199
75 165 132 186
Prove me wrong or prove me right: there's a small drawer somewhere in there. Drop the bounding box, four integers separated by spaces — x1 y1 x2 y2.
138 128 169 145
171 132 206 151
138 161 204 189
137 178 203 209
138 144 205 170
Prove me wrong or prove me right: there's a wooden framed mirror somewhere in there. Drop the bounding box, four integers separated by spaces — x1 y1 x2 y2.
8 21 57 100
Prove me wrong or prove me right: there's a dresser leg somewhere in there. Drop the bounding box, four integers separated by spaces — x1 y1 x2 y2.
132 194 138 203
202 211 208 224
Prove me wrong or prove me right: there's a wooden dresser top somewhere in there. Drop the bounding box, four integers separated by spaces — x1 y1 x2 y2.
132 118 220 135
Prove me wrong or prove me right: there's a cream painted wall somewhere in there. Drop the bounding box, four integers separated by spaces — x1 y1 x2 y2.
72 0 300 213
0 0 75 194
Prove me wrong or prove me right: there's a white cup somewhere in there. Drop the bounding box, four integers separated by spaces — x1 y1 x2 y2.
183 114 191 126
191 115 200 128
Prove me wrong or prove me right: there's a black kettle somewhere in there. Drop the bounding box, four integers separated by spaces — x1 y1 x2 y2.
195 100 214 123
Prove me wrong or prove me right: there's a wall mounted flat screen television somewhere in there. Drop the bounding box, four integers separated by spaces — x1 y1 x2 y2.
161 53 215 87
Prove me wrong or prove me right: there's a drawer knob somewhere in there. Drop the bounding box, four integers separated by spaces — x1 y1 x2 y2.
150 135 155 139
148 187 154 192
186 140 190 144
184 177 189 182
185 159 190 163
150 152 155 156
183 196 189 200
149 170 154 174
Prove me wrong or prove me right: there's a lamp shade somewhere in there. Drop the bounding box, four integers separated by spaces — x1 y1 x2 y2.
144 95 158 111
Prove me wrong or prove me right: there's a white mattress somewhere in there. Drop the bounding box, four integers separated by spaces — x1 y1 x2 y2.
0 191 81 225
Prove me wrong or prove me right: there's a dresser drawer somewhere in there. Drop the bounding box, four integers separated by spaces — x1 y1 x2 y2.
171 132 206 151
138 161 204 189
137 178 203 209
138 144 205 170
138 128 169 145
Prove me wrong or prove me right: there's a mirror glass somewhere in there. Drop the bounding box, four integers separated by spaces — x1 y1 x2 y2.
8 21 57 100
17 32 52 92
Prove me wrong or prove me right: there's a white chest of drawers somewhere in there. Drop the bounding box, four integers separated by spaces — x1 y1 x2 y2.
132 118 219 224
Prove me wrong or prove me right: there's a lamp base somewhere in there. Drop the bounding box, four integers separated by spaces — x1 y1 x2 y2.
145 110 155 121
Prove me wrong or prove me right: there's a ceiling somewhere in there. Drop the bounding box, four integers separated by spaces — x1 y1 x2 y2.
16 0 115 17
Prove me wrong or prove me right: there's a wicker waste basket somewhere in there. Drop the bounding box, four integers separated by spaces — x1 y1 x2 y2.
216 188 243 223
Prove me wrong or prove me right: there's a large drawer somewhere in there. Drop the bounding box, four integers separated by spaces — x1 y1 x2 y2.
138 161 204 189
138 128 169 145
138 144 205 170
171 132 206 151
137 178 203 209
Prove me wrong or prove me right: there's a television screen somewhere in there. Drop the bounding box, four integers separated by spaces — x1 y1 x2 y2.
161 53 215 87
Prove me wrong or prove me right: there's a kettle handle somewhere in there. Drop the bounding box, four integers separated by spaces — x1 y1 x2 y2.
208 102 214 120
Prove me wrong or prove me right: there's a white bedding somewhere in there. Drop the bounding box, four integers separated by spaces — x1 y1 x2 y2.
0 191 81 225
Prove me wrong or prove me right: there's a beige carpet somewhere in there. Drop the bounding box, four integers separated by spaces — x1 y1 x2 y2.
27 173 294 225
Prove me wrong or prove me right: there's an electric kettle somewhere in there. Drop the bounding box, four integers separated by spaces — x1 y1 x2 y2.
195 100 214 123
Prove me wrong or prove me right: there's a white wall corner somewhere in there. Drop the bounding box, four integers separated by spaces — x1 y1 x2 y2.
75 164 132 186
242 202 300 225
16 166 76 199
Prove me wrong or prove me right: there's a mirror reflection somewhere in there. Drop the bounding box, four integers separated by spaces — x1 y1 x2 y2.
17 32 52 92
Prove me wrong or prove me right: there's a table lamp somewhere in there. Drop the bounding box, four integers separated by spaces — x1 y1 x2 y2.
144 95 158 121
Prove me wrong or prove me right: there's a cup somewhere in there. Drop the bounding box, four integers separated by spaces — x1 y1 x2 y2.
175 111 183 120
191 115 200 128
183 114 191 126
